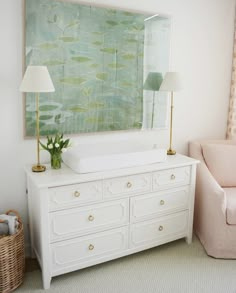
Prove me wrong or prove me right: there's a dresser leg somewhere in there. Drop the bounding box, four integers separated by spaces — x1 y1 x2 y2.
42 274 51 290
185 235 192 244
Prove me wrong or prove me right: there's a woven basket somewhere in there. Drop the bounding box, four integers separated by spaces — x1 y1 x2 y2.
0 210 25 293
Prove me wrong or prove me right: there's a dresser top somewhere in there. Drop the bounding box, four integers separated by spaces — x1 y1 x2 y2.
25 154 199 188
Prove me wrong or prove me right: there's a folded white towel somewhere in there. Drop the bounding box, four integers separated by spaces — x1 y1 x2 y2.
0 221 9 235
0 214 18 235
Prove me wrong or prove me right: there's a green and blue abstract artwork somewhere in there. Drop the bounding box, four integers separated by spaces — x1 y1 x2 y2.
24 0 146 136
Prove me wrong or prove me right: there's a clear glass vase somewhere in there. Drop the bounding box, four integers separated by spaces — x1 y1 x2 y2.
51 153 61 169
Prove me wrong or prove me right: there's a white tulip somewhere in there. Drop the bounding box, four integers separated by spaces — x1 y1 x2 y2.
48 144 53 149
55 143 60 148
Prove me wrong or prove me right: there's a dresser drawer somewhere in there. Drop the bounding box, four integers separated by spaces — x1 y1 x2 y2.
51 226 128 271
131 187 189 222
130 211 188 248
48 180 102 211
153 166 190 191
103 173 151 199
50 199 129 242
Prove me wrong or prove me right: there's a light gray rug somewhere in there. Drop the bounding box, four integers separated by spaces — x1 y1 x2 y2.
17 236 236 293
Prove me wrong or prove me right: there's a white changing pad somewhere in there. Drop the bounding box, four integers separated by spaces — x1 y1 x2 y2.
62 143 167 173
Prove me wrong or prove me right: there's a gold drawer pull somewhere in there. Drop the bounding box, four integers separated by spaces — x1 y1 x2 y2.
74 191 80 197
88 215 94 222
127 182 132 188
160 200 165 205
159 225 164 231
171 174 175 180
89 244 94 251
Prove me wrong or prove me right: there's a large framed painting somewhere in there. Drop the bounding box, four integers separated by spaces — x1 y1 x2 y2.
23 0 171 136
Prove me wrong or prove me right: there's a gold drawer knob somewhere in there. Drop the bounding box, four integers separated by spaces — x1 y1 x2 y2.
89 244 94 251
88 215 94 222
160 200 165 205
127 182 132 188
74 191 80 197
171 174 175 180
159 225 164 231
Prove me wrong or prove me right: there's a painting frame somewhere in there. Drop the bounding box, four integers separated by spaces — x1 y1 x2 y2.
22 0 171 138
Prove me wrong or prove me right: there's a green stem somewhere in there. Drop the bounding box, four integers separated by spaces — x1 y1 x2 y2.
51 153 61 169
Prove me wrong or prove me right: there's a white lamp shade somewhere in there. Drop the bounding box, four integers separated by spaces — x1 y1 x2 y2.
20 66 55 93
159 72 182 92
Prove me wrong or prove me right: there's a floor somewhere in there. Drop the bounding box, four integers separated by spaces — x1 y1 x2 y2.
18 236 236 293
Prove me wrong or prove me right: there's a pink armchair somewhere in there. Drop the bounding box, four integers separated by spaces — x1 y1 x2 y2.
189 140 236 259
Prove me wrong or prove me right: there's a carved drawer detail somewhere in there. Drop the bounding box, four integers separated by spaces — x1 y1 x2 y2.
131 187 189 222
130 211 188 248
50 199 129 242
51 227 128 271
103 173 152 198
49 180 102 211
153 166 190 191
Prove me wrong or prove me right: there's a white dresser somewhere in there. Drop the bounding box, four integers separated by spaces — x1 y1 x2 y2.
25 154 198 289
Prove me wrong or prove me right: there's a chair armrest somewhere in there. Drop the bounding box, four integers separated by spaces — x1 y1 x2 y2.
196 161 226 216
189 140 229 256
189 141 226 215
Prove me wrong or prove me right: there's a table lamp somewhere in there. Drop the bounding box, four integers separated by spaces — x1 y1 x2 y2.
20 66 55 172
159 72 182 155
143 72 163 128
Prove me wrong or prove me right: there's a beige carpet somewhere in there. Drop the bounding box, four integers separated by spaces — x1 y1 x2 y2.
17 236 236 293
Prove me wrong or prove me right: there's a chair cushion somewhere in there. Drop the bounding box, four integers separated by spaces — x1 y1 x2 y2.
223 188 236 225
202 144 236 187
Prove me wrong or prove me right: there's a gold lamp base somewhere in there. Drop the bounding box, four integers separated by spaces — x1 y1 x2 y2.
167 149 176 155
32 164 46 172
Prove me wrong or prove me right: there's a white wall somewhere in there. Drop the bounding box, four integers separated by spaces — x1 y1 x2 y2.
0 0 235 253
